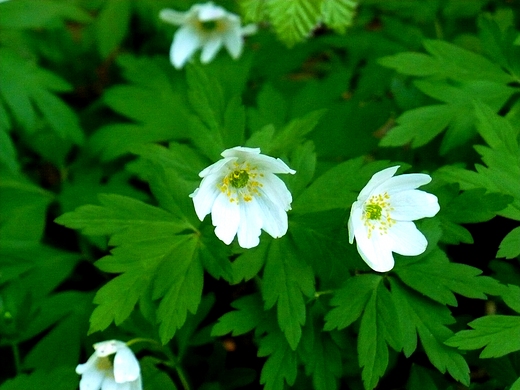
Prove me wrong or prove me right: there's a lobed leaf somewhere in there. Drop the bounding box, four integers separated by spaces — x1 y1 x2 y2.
445 315 520 358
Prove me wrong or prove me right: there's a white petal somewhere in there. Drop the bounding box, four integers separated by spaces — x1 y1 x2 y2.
358 166 400 201
258 173 293 211
113 347 140 383
198 157 234 178
221 146 260 157
241 24 258 36
347 202 362 244
253 156 296 174
78 365 105 390
376 173 432 195
76 352 98 374
200 36 224 63
170 26 201 69
387 221 428 256
355 228 395 272
159 9 187 25
197 3 227 21
129 376 143 390
390 190 440 221
223 25 243 59
94 340 124 357
212 193 240 244
255 195 288 238
191 174 223 220
100 376 119 390
236 200 263 248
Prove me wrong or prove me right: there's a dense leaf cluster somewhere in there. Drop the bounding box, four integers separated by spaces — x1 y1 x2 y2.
1 1 519 390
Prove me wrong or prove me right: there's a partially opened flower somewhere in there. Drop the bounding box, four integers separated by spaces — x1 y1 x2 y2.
190 146 296 248
348 166 440 272
76 340 142 390
159 2 257 69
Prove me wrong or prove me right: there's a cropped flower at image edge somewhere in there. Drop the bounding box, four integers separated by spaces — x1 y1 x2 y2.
160 2 257 69
76 340 142 390
348 166 440 272
190 146 295 249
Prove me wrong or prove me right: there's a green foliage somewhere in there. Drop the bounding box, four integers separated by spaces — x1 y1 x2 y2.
446 315 520 358
240 0 357 46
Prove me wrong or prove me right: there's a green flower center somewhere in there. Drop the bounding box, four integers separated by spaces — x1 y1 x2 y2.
229 170 249 188
365 204 382 220
200 20 218 31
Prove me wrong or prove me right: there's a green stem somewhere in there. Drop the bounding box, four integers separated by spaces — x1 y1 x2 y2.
11 343 21 374
163 347 191 390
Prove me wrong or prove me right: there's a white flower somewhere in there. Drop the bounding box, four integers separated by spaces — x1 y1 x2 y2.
348 166 440 272
159 2 257 69
190 146 296 248
76 340 142 390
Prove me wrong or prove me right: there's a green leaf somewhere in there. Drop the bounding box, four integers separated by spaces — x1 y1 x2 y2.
406 364 449 390
395 248 505 306
154 235 204 344
436 106 520 221
358 282 402 390
211 294 265 336
380 105 456 148
262 110 325 156
55 193 189 238
391 280 470 386
239 0 268 22
90 55 192 160
0 0 92 28
96 0 131 58
324 274 381 331
442 188 512 224
379 39 514 83
266 0 322 47
502 284 520 313
230 242 269 284
258 326 298 390
262 240 315 350
0 128 18 172
0 367 78 390
293 158 391 213
445 315 520 358
320 0 357 34
0 170 53 242
0 48 83 144
299 314 342 390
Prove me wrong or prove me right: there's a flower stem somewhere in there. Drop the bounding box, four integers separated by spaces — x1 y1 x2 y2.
163 347 191 390
11 343 21 374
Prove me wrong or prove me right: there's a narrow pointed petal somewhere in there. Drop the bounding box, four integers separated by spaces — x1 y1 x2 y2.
387 221 428 256
171 26 201 68
114 347 140 383
390 190 440 220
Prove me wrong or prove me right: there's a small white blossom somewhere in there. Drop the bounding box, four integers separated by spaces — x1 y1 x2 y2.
76 340 142 390
190 146 296 248
348 166 440 272
159 2 257 69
